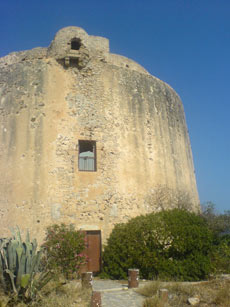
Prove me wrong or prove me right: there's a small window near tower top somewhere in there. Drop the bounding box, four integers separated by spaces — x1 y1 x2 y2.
78 140 96 171
71 38 81 50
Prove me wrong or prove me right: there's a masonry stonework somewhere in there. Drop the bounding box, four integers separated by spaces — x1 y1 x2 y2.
0 27 199 243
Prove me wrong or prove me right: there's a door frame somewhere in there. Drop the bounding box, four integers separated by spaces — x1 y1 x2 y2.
85 230 102 273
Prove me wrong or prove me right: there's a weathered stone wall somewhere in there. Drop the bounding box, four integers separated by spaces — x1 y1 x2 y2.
0 27 199 243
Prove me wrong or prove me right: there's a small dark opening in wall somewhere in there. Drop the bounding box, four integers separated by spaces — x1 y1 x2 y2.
71 38 81 50
79 140 96 171
70 58 79 67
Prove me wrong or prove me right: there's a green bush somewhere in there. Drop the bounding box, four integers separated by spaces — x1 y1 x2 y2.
102 209 214 281
211 236 230 274
201 202 230 274
42 224 87 279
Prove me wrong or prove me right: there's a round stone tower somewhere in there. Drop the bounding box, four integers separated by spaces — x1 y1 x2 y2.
0 27 199 243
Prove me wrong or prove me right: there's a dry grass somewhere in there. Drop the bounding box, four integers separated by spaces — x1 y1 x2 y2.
0 288 10 307
142 296 165 307
137 281 161 297
137 277 230 307
0 277 91 307
35 279 91 307
1 276 230 306
212 280 230 307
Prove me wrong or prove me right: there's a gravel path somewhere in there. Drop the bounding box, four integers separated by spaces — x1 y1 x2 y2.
92 280 145 307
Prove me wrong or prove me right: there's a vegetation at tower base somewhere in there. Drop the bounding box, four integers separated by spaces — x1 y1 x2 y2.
42 223 87 279
202 202 230 275
211 237 230 275
101 209 214 281
202 202 230 235
0 227 52 304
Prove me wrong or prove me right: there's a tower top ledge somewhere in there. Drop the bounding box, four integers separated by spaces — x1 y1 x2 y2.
0 26 150 75
47 26 110 58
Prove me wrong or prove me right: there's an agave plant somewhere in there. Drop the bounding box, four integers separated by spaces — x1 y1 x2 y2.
0 227 52 303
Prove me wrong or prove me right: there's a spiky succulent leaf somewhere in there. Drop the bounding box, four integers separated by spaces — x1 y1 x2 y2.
7 243 14 272
26 230 30 243
5 269 17 294
15 226 22 243
20 274 30 288
0 247 8 270
0 253 7 290
30 250 42 274
16 251 26 287
11 240 19 270
16 246 23 263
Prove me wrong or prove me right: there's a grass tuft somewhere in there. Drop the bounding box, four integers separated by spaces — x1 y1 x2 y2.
137 281 161 297
142 296 165 307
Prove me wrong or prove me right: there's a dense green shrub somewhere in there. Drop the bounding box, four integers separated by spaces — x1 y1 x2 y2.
201 202 230 274
211 236 230 274
42 224 87 279
102 209 214 281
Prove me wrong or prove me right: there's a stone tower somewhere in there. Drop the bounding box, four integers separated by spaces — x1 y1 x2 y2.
0 27 199 243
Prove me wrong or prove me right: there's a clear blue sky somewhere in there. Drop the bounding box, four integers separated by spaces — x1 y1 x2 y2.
0 0 229 212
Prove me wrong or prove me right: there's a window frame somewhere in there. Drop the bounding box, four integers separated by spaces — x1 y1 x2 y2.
78 140 97 172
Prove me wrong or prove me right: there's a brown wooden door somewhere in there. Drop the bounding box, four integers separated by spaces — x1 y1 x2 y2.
85 230 101 273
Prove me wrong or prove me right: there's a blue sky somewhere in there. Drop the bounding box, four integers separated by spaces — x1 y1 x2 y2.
0 0 229 212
